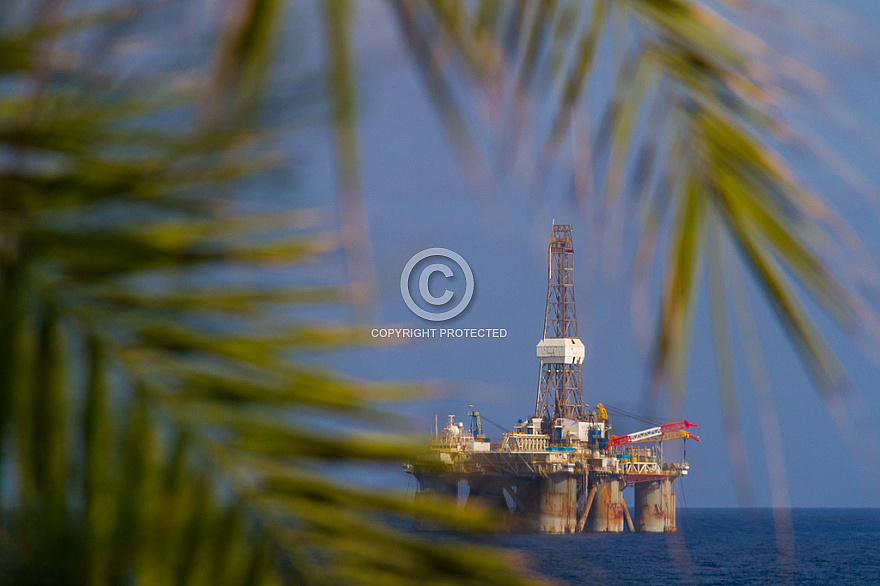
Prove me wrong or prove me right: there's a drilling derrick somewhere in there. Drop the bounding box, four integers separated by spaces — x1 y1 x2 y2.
535 224 587 423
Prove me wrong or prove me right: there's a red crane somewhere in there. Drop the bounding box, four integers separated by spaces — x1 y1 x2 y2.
608 420 698 448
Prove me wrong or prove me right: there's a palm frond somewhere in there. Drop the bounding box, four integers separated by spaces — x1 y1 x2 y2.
0 3 540 585
401 0 879 404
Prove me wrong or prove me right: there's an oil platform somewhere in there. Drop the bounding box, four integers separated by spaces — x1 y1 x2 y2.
406 224 699 534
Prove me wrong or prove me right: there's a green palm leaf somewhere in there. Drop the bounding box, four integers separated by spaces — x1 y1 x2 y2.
401 0 875 406
0 2 541 584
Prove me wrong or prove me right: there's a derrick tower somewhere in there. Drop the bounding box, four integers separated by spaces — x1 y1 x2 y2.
535 224 587 422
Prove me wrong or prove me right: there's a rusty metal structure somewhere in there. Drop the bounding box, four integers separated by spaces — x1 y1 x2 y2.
535 225 586 422
406 224 697 534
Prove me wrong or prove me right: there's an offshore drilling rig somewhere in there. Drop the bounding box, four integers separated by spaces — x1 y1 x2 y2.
406 224 698 533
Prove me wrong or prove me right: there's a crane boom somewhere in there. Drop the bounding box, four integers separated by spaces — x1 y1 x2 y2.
620 429 700 446
608 420 697 447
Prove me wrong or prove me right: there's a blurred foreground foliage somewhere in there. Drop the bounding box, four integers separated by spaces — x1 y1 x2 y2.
387 3 880 507
392 0 874 401
383 1 880 518
2 0 875 582
0 1 539 585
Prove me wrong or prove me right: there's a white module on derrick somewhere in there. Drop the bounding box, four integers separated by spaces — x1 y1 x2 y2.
536 337 585 364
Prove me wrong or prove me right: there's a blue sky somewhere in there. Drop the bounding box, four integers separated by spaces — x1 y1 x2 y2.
305 1 880 507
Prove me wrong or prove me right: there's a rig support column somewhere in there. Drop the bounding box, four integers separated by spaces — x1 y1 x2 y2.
634 479 677 532
621 495 635 533
537 473 578 533
666 479 677 532
587 477 624 532
464 476 511 522
576 485 598 532
505 477 540 532
414 475 458 531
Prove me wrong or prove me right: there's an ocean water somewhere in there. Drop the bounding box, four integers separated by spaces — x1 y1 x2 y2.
480 509 880 585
